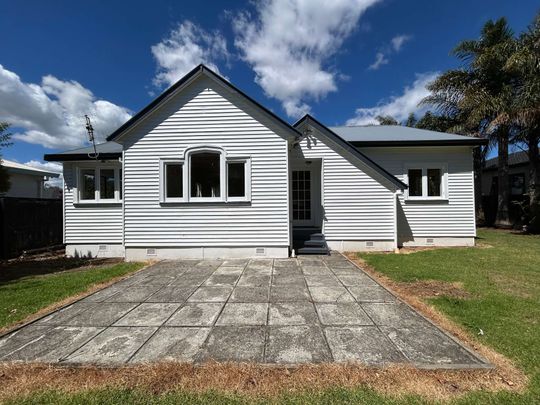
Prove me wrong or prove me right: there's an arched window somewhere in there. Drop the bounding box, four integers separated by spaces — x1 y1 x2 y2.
190 151 221 198
160 146 251 203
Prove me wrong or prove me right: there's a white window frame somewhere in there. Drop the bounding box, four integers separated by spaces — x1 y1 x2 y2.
160 158 186 203
75 166 122 204
159 147 252 204
404 163 448 201
226 158 251 202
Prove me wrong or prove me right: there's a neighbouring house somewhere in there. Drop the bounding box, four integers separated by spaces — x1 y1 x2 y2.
481 150 540 226
0 159 61 199
482 150 539 197
44 65 486 260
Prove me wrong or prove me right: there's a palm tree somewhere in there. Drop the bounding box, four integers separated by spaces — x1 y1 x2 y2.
423 18 516 227
493 13 540 231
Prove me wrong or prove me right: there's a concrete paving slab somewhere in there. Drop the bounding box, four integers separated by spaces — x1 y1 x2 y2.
63 327 157 365
229 286 270 302
362 303 429 327
2 326 103 362
271 274 305 286
347 285 397 303
166 303 224 326
222 259 250 267
266 326 331 364
145 286 197 303
316 303 374 326
136 275 176 286
304 275 341 287
114 303 181 327
199 326 265 362
237 274 271 287
335 273 379 287
325 326 407 364
187 286 233 302
36 302 97 326
301 266 333 276
203 274 241 286
81 286 122 302
268 302 319 325
213 266 244 275
130 327 210 363
0 325 51 359
273 259 299 268
382 325 483 366
104 286 162 302
170 274 210 286
270 285 310 302
65 303 138 327
216 303 268 326
308 286 355 303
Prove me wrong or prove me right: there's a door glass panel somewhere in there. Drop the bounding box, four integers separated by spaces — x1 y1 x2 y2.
292 170 311 221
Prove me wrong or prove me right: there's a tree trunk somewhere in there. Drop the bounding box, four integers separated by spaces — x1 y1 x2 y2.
495 129 511 228
473 146 486 225
527 132 540 233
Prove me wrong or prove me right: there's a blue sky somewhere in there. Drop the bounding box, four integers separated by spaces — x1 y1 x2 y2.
0 0 538 172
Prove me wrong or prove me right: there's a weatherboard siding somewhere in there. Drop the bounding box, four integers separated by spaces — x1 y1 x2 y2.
361 147 476 239
295 124 396 242
121 77 290 247
63 162 123 244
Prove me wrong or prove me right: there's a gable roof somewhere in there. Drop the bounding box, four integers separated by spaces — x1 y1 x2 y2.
330 125 487 147
44 141 122 162
294 115 407 190
2 159 60 177
106 64 302 143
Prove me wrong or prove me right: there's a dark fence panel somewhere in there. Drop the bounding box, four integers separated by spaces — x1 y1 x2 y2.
482 194 526 228
0 197 62 259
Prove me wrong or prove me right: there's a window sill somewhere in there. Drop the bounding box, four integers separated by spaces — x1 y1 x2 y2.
404 198 449 204
74 201 123 207
160 200 251 206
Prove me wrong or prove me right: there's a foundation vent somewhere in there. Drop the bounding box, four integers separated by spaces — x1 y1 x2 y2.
366 241 374 247
426 238 434 245
146 248 157 256
98 245 107 251
255 247 266 256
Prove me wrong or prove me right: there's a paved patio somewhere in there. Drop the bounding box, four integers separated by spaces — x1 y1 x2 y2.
0 254 489 368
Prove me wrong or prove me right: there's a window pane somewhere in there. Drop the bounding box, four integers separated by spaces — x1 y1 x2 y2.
166 164 183 198
408 169 422 197
427 168 441 196
191 152 220 197
118 169 122 199
227 162 245 197
100 169 115 199
81 169 95 200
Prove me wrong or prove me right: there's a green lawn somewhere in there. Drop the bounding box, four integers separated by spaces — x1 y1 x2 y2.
0 260 144 329
4 230 540 404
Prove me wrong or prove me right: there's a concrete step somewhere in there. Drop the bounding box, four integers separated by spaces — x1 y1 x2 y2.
297 246 329 255
309 233 326 241
304 239 327 247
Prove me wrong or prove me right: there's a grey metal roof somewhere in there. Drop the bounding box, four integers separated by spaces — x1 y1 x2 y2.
329 125 486 146
44 142 122 161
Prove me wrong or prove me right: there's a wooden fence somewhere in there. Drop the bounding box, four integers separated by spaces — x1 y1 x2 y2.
0 197 62 259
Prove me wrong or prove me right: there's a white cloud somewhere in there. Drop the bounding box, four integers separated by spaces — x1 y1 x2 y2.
0 64 132 149
368 52 389 70
391 34 411 52
368 33 411 70
346 72 439 125
233 0 380 118
151 21 229 88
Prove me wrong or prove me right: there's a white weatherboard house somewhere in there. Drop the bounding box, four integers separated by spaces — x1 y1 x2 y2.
45 65 486 260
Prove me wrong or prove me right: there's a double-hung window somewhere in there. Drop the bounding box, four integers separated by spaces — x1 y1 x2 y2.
405 164 447 200
77 166 122 203
160 148 250 203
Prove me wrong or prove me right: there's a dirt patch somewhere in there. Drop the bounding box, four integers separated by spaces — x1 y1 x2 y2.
0 359 526 403
390 279 470 300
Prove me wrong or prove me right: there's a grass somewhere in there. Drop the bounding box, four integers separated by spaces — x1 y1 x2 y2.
2 229 539 404
0 259 144 329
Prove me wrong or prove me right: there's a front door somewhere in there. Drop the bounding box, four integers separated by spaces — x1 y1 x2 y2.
291 160 321 227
